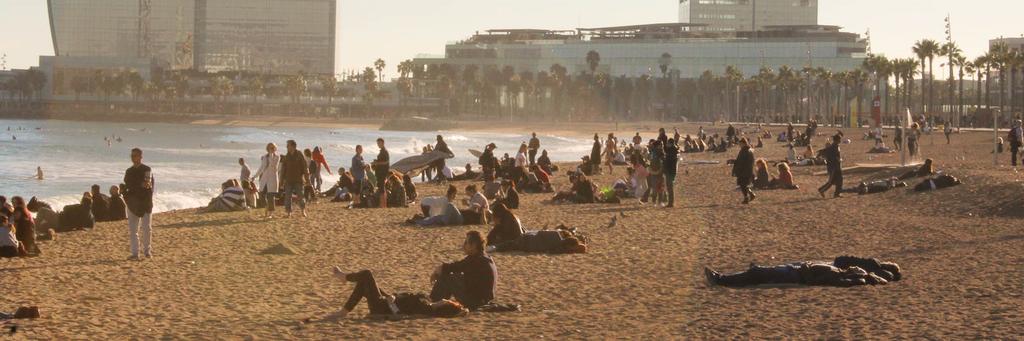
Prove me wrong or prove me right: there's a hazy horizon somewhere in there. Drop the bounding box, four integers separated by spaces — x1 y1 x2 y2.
3 0 1023 80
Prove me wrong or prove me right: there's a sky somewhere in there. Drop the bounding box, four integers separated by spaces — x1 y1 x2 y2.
2 0 1023 80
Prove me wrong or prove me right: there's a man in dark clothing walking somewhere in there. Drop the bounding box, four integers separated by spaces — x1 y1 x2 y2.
1009 120 1023 167
280 140 310 217
528 133 540 166
818 135 844 198
590 134 602 175
663 138 680 207
124 148 154 260
732 138 756 204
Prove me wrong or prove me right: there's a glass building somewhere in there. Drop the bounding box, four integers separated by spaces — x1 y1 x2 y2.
419 24 866 80
679 0 818 32
47 0 335 75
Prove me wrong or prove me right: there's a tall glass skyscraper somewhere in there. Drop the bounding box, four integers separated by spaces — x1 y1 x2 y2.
47 0 336 75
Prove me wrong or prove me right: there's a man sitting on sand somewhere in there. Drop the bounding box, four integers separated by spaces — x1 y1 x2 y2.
108 186 127 221
460 185 489 225
705 256 902 288
201 180 246 213
451 164 479 181
410 185 463 227
332 268 469 319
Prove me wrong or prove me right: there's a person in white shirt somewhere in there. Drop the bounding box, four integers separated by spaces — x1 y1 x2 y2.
459 184 489 225
254 143 281 219
0 215 20 257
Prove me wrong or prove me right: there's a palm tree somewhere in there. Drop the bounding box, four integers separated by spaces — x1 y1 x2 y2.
940 42 962 121
122 70 144 103
990 42 1010 113
953 54 968 126
585 50 601 75
360 67 378 116
549 64 568 118
913 39 939 114
374 58 386 83
209 75 234 111
973 55 988 113
284 73 307 106
724 65 742 121
245 75 264 104
658 53 672 77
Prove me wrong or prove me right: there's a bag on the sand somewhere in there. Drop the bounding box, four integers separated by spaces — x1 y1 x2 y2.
13 306 40 319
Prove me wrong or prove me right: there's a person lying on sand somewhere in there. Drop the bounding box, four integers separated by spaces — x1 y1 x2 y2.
332 269 468 319
840 177 907 195
913 174 962 192
705 256 902 288
487 224 588 254
868 141 895 154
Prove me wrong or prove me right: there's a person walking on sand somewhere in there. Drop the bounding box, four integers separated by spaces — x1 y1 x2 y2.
255 143 281 219
663 138 680 208
590 134 602 175
818 135 844 198
280 140 310 218
528 132 540 166
731 138 756 204
372 138 390 209
124 148 154 260
310 146 332 192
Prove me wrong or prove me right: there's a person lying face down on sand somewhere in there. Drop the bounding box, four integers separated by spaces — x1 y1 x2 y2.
487 223 588 255
704 256 902 288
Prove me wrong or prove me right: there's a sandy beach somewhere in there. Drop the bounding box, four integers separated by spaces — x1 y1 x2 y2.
1 123 1021 339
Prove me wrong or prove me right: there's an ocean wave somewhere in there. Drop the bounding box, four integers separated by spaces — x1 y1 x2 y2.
42 188 220 214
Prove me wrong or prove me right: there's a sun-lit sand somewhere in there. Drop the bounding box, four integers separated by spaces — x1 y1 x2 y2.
1 122 1021 339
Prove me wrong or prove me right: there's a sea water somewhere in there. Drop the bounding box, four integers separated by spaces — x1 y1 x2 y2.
0 119 591 213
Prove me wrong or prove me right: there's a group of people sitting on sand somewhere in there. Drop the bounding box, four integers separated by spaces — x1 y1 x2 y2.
0 183 130 258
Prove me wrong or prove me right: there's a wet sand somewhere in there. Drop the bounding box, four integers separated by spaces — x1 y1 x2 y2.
1 124 1021 339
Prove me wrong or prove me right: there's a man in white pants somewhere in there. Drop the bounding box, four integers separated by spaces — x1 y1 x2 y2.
123 148 154 261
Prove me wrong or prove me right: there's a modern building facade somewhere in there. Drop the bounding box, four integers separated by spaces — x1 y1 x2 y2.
679 0 818 32
46 0 336 75
417 24 866 80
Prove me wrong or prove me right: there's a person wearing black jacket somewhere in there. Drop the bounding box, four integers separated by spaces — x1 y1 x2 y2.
480 143 497 181
334 269 468 318
704 256 902 288
430 231 497 310
590 134 602 174
280 140 310 217
731 138 756 204
107 185 127 221
431 135 454 181
89 184 110 222
124 148 154 260
818 135 844 198
663 138 680 207
528 133 540 166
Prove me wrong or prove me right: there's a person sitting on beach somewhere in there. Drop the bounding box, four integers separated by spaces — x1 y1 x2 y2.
452 164 478 181
897 158 935 180
868 140 895 154
403 174 418 203
485 202 524 247
537 150 555 174
479 143 498 181
460 185 489 225
552 172 598 204
755 137 764 148
578 156 595 176
428 231 498 310
520 165 552 194
201 180 246 213
841 177 907 195
386 172 408 208
768 163 799 190
493 179 520 210
704 256 902 288
332 268 469 319
90 184 111 222
411 185 464 227
57 193 95 232
0 196 12 219
27 197 59 233
753 159 772 190
107 185 127 221
326 167 355 202
0 216 20 258
913 174 962 192
10 197 39 256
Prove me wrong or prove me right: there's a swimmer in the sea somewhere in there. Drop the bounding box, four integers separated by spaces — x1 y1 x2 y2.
36 167 43 180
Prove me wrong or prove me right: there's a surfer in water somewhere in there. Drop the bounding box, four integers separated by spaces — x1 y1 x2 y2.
36 167 44 181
